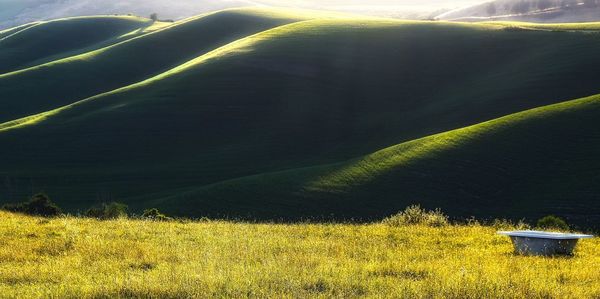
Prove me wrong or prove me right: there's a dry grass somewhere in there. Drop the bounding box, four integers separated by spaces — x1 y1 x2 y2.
0 211 598 298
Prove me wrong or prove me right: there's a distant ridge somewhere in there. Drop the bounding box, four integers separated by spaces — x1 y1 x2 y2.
437 0 600 23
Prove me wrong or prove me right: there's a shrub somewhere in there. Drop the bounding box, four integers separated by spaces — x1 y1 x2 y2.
1 193 62 217
141 208 172 221
537 215 569 231
383 205 449 227
85 202 128 219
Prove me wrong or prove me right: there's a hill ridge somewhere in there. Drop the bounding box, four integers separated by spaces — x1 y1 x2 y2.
0 16 155 74
0 8 313 123
0 7 350 77
0 19 319 132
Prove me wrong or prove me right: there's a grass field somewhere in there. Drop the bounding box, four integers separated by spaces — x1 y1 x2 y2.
1 8 600 226
0 211 598 298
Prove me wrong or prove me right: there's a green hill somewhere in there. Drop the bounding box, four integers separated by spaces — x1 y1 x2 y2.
0 9 307 122
0 9 599 226
162 94 600 227
0 16 154 74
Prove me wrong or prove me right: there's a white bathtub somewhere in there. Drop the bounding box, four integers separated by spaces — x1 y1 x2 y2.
498 231 594 256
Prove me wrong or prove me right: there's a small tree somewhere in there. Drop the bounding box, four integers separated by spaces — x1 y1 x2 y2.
150 13 158 21
537 215 569 231
25 194 62 216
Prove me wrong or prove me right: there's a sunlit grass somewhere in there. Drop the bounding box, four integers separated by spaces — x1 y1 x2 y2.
0 22 39 40
0 108 65 133
0 211 597 298
116 21 174 39
308 93 600 192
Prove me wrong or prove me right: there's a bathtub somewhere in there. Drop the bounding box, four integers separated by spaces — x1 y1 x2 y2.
497 230 594 256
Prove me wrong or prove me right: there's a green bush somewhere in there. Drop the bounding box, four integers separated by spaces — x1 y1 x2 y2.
537 215 569 231
1 193 62 217
383 205 449 227
141 208 172 221
85 202 128 219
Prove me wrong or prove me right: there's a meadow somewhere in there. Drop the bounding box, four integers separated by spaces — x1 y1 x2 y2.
0 210 598 298
2 7 599 298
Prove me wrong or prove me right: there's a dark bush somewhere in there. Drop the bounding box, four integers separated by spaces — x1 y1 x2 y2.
537 215 569 231
1 193 62 217
141 208 172 221
85 202 128 219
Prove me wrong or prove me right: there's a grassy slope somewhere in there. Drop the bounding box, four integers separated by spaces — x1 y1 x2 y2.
0 211 598 298
0 9 308 122
1 14 600 222
0 22 39 39
0 16 154 74
164 94 600 226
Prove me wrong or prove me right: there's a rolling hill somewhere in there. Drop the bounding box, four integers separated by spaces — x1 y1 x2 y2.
437 0 600 23
0 16 156 74
0 8 599 226
162 93 600 227
0 9 309 122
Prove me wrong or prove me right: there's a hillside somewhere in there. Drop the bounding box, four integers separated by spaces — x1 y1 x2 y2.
437 0 600 22
165 94 600 227
0 16 155 74
0 9 308 122
0 211 598 298
0 9 599 224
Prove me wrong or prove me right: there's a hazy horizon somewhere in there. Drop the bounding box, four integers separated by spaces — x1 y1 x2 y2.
0 0 487 29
